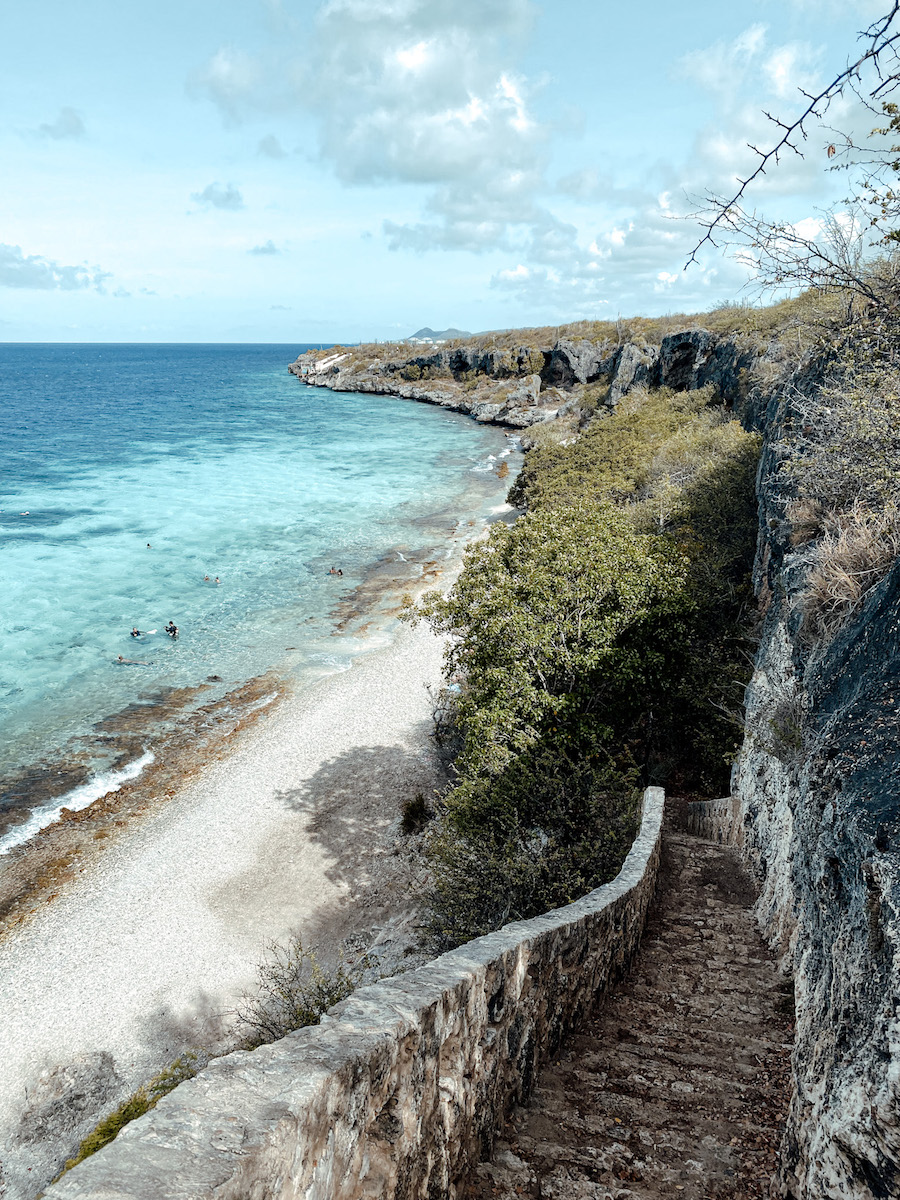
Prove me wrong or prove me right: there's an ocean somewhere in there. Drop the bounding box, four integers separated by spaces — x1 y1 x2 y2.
0 344 517 855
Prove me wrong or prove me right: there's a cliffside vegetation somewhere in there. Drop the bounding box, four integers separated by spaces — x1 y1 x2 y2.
766 297 900 645
408 384 761 948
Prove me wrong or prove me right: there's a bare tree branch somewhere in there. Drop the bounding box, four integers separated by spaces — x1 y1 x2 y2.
688 2 900 267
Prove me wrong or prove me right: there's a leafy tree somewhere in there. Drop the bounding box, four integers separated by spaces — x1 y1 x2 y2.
425 746 639 948
414 500 690 780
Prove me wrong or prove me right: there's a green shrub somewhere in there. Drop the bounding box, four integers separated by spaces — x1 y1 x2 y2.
405 381 761 949
425 748 639 948
798 503 900 641
412 500 691 779
785 370 900 511
234 937 366 1049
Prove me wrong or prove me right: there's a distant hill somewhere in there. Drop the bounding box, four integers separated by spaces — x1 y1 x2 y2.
409 326 472 342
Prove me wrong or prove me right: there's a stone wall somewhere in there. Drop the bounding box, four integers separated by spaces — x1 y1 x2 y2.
685 795 744 848
45 789 664 1200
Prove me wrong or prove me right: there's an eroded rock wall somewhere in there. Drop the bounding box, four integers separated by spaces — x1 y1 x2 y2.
731 384 900 1198
44 790 664 1200
288 331 757 430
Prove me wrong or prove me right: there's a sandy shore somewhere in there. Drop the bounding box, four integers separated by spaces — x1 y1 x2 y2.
0 616 449 1197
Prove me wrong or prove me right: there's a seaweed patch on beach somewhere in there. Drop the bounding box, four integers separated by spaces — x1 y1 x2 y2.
329 544 448 634
0 673 286 939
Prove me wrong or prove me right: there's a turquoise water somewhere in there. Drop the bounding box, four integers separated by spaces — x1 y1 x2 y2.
0 344 516 850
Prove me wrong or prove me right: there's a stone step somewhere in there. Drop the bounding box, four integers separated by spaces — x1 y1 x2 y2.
464 829 793 1200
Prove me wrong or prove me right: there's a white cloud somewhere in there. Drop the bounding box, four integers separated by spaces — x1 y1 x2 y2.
675 24 840 201
38 107 85 140
497 263 530 280
258 134 287 158
192 48 264 125
791 215 824 240
191 182 246 210
249 239 280 254
0 244 108 290
195 1 542 194
190 2 852 315
395 40 431 71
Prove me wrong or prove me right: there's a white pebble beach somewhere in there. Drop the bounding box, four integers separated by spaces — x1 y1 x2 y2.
0 616 449 1196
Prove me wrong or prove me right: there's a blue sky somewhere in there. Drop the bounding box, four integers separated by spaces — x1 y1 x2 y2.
0 0 887 341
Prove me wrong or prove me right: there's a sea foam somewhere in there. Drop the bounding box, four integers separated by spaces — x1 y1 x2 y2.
0 751 155 856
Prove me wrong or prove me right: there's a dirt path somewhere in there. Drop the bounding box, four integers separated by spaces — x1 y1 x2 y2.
468 821 793 1200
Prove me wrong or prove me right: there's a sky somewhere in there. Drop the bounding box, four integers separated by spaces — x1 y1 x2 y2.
0 0 890 342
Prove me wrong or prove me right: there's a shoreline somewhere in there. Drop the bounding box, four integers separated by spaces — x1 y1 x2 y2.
0 502 506 939
0 497 517 1199
0 601 454 1198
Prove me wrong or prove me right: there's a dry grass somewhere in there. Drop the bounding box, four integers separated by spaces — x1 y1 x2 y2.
786 497 826 545
306 290 848 370
798 503 900 640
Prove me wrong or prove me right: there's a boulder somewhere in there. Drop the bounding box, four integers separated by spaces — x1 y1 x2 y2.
609 344 659 403
543 339 617 388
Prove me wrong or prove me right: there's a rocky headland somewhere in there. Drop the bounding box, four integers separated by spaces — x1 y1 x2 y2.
289 325 757 431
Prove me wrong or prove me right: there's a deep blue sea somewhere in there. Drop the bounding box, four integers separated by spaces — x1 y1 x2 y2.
0 344 516 853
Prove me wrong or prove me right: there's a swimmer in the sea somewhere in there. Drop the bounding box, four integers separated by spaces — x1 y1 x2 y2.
204 575 210 582
131 627 141 638
165 622 179 638
117 655 149 665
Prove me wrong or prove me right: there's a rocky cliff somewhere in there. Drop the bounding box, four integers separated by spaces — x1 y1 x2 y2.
732 374 900 1198
295 320 900 1198
289 329 758 430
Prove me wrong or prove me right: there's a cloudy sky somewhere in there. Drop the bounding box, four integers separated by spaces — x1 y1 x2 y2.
1 0 887 341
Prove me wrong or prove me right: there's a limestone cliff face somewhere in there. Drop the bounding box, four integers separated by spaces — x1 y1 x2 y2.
733 384 900 1198
288 330 756 430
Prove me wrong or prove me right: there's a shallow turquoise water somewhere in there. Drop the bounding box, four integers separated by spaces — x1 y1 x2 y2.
0 344 515 848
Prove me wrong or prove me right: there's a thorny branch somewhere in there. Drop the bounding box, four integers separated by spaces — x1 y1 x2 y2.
687 2 900 266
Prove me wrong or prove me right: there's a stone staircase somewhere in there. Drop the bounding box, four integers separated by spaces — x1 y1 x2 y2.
467 819 794 1200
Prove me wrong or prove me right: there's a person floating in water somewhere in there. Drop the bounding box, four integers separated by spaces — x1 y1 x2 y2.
327 566 343 576
117 655 149 665
164 621 179 638
204 575 210 582
215 576 220 584
131 627 141 638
